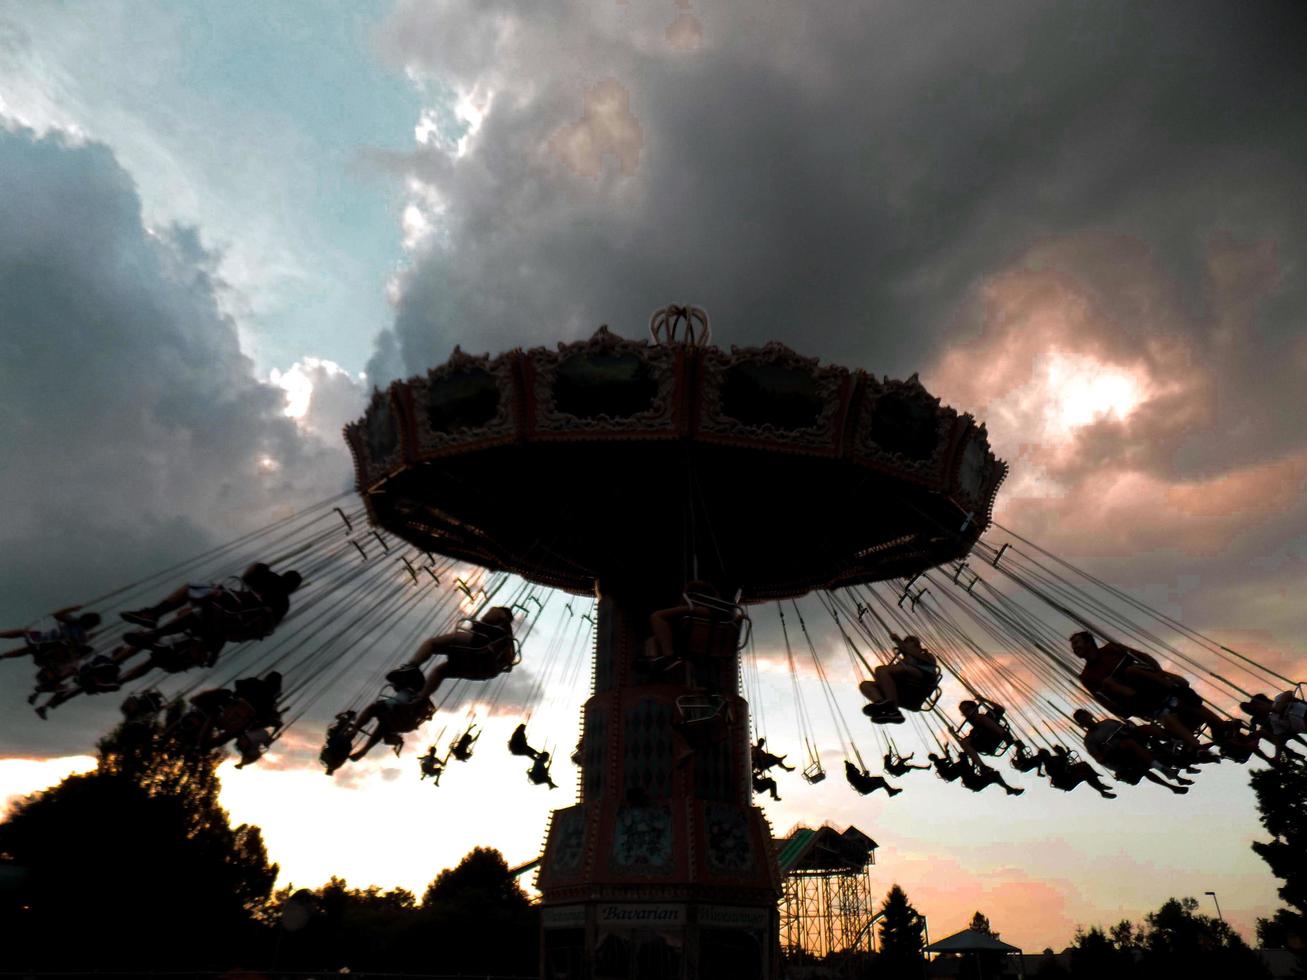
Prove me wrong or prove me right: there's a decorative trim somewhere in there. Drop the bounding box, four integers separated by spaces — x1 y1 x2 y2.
696 342 851 455
527 326 679 439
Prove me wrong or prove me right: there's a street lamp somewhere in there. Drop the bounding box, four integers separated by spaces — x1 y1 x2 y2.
1205 891 1224 922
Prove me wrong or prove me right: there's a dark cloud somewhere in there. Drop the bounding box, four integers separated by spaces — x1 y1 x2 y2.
364 0 1307 707
0 127 356 753
369 1 1305 384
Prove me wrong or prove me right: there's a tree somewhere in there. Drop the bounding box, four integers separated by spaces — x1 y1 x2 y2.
1251 758 1307 956
969 910 997 936
0 716 277 970
1069 925 1135 980
876 884 926 979
1137 897 1268 980
960 909 1006 980
422 847 537 976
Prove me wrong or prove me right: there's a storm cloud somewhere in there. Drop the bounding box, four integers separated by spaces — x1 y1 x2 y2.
367 0 1307 674
0 126 360 752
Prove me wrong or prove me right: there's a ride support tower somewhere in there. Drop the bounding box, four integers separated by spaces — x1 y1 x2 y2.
344 307 1006 980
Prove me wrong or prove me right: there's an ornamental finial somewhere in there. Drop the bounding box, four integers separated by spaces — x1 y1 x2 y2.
649 304 711 348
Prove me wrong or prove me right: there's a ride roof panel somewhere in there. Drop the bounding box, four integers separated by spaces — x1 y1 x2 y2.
344 326 1006 599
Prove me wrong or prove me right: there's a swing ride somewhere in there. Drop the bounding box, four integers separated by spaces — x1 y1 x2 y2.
4 306 1304 980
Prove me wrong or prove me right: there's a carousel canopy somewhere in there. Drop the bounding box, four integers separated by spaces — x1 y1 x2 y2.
346 324 1006 599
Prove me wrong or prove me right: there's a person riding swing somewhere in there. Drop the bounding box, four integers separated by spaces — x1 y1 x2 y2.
122 564 301 649
752 771 782 801
928 747 965 783
419 745 446 784
115 631 222 684
528 751 558 789
859 633 941 725
647 582 746 671
954 755 1025 796
348 669 435 761
883 750 931 777
402 606 517 701
1042 745 1116 798
1010 741 1052 774
320 710 357 775
956 698 1017 768
1068 631 1231 757
32 651 122 717
2 606 101 661
450 725 480 762
1241 690 1307 761
1072 709 1191 795
751 737 795 774
843 760 902 797
508 722 541 760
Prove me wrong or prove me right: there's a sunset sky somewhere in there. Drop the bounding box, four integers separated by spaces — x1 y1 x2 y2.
2 0 1306 954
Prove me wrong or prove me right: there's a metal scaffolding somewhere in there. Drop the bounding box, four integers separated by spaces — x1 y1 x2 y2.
776 825 878 959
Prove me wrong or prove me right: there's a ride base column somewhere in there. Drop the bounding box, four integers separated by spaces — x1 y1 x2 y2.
536 584 781 980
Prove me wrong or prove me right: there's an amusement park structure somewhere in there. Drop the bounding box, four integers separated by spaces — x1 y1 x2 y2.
342 307 1006 979
777 824 880 960
10 306 1305 980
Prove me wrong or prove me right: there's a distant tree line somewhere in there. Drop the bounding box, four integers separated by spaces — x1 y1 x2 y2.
0 717 536 975
1 717 1302 977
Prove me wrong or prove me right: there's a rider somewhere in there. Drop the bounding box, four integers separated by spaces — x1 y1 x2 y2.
2 607 101 660
883 750 931 777
954 753 1025 796
648 582 742 663
752 770 782 801
1069 632 1229 756
403 607 516 701
843 760 902 797
32 650 122 718
1241 691 1307 761
1042 745 1116 798
122 564 301 648
115 632 221 684
956 698 1017 768
234 727 275 769
528 751 558 789
928 747 965 783
320 710 357 775
751 737 795 773
508 723 540 760
1010 741 1052 774
419 745 445 783
450 726 480 762
860 634 939 725
349 670 434 761
1072 708 1190 794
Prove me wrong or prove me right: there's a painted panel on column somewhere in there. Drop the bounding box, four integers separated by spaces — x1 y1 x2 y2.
703 802 755 873
611 804 674 874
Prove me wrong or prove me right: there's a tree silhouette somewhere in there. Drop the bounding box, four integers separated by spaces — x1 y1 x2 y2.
960 909 1005 980
1251 758 1307 959
1137 897 1268 980
876 884 926 979
969 910 996 936
0 715 277 970
422 846 537 975
271 847 538 975
1069 924 1135 980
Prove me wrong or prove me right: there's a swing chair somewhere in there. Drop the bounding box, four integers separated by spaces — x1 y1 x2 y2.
680 588 750 660
449 722 480 761
675 691 727 725
801 755 827 784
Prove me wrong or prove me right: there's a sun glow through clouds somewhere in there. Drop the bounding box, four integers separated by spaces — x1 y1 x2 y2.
1042 351 1147 436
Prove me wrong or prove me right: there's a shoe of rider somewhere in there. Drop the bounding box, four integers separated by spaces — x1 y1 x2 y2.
120 608 159 628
